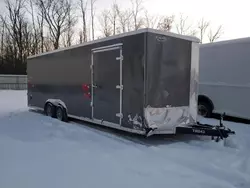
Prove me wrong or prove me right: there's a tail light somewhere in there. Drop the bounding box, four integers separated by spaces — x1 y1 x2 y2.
82 84 89 92
28 80 32 88
84 92 91 99
82 84 91 99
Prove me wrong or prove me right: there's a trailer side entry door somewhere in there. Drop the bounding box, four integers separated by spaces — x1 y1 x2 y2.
91 44 123 126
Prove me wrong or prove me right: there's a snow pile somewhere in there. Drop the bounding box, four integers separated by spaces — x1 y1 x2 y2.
0 90 250 188
0 90 27 116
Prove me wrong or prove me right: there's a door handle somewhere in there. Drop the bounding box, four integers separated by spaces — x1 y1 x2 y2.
93 84 102 89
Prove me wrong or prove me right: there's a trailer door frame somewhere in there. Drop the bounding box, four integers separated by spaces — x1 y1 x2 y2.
91 43 123 126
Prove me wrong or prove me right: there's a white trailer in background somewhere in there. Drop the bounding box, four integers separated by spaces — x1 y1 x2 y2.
198 37 250 120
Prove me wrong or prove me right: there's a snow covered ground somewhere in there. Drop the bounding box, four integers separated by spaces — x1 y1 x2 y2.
0 90 250 188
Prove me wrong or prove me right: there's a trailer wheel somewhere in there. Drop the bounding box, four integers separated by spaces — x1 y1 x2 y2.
198 101 212 118
45 103 55 118
56 106 67 122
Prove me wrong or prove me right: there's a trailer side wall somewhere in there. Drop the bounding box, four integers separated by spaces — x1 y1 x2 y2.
28 33 146 130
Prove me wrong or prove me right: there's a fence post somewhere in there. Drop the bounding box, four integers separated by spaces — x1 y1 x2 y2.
16 76 20 90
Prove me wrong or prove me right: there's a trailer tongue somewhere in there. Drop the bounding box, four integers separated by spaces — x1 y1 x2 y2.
175 122 235 141
146 113 235 141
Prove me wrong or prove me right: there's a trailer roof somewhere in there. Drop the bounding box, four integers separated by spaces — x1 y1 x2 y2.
200 37 250 48
28 28 199 59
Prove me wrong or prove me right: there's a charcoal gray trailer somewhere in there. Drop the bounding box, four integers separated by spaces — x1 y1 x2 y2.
27 28 234 139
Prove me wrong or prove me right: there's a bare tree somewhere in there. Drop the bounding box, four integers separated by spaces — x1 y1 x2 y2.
98 10 112 37
90 0 97 40
65 2 77 47
62 33 67 47
27 0 40 55
23 22 33 57
131 0 144 30
144 10 158 28
43 35 53 52
35 0 73 49
109 1 118 35
175 13 192 35
116 7 132 33
79 0 87 42
0 0 32 74
157 15 174 31
126 11 133 32
0 20 5 66
197 18 210 43
78 30 83 43
1 0 27 62
28 0 37 50
208 25 223 42
37 9 44 53
189 29 198 37
30 1 45 53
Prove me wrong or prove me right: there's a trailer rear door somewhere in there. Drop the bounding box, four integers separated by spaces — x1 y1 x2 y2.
91 44 123 125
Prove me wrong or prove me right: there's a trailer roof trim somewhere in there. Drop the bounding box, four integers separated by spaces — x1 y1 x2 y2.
27 28 199 59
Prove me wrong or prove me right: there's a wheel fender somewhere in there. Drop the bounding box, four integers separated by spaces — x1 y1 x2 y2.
45 99 68 114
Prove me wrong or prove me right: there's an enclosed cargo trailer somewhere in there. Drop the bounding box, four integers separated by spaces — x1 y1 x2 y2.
198 37 250 120
27 28 234 139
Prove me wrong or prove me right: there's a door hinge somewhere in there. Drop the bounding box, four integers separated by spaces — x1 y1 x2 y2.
116 56 123 61
116 85 123 90
90 64 93 69
116 113 123 118
90 102 93 107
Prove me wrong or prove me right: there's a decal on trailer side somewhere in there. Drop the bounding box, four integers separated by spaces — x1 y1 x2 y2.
192 129 206 134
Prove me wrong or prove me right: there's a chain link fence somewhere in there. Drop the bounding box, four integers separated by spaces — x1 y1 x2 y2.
0 75 27 90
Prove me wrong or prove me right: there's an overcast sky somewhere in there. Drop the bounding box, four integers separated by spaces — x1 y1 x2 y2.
0 0 249 42
96 0 250 42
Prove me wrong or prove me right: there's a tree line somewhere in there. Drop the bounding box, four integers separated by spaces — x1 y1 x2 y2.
0 0 223 74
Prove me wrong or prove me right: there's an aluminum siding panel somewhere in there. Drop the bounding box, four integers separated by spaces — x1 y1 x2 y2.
27 33 146 130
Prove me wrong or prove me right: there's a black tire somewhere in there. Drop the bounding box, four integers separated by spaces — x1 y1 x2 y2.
198 101 212 118
45 103 56 118
56 106 67 122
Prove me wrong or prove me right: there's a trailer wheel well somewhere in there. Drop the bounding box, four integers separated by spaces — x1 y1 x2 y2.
44 99 68 115
198 95 214 111
43 102 56 117
44 102 53 112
